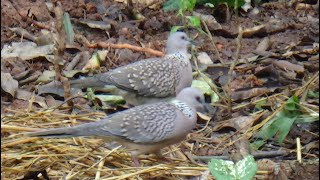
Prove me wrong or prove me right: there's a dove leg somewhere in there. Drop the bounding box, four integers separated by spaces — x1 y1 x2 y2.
154 151 173 163
131 155 141 167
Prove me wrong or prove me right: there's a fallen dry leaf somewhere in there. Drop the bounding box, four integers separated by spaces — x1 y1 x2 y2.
1 72 18 97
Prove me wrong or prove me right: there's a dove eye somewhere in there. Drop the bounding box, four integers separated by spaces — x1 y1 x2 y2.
181 36 186 40
196 96 201 102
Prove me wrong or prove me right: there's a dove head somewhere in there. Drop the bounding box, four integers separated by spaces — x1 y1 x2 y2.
166 32 193 54
177 87 206 113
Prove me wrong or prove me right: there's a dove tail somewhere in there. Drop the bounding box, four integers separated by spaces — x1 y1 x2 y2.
26 127 81 138
70 76 108 89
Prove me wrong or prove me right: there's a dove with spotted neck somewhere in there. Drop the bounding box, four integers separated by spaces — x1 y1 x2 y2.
27 87 206 166
38 32 194 105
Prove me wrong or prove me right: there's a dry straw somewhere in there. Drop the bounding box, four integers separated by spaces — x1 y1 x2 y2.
1 109 211 179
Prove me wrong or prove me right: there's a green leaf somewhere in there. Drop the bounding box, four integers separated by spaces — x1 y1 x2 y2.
256 111 297 144
295 114 319 123
284 95 299 112
180 0 197 12
85 89 125 106
250 140 266 150
255 96 302 144
63 12 74 45
93 94 125 105
187 16 201 28
186 16 206 33
272 115 296 143
208 159 235 180
208 155 257 180
307 90 319 98
192 78 219 103
170 26 183 33
163 0 180 11
256 116 279 140
254 99 267 111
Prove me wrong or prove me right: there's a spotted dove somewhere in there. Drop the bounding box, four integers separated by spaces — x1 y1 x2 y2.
26 87 206 166
38 32 194 105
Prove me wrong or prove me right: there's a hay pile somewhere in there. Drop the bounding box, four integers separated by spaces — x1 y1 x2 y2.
1 109 210 179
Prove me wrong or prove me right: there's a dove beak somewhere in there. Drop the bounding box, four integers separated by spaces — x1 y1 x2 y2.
188 39 196 46
201 103 210 113
195 103 210 113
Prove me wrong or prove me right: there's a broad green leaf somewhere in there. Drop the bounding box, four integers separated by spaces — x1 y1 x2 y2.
235 155 258 180
208 155 257 180
255 96 302 145
208 159 235 180
272 115 296 144
192 79 219 103
256 116 278 140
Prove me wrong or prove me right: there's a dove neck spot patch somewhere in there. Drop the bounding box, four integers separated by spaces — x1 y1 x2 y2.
171 100 194 118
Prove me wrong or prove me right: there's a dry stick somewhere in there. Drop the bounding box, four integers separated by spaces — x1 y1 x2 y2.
2 137 40 149
87 42 164 57
192 150 288 161
294 71 319 97
199 20 230 108
300 73 319 103
296 137 302 163
225 26 243 114
191 49 228 107
94 156 105 180
54 5 73 108
201 20 225 64
1 125 40 132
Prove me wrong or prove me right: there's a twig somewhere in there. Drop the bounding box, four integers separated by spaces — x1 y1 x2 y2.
297 137 302 163
201 20 224 64
192 150 288 161
1 125 40 132
225 26 243 114
54 4 73 108
87 42 164 57
1 137 40 149
191 50 228 104
294 71 319 97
